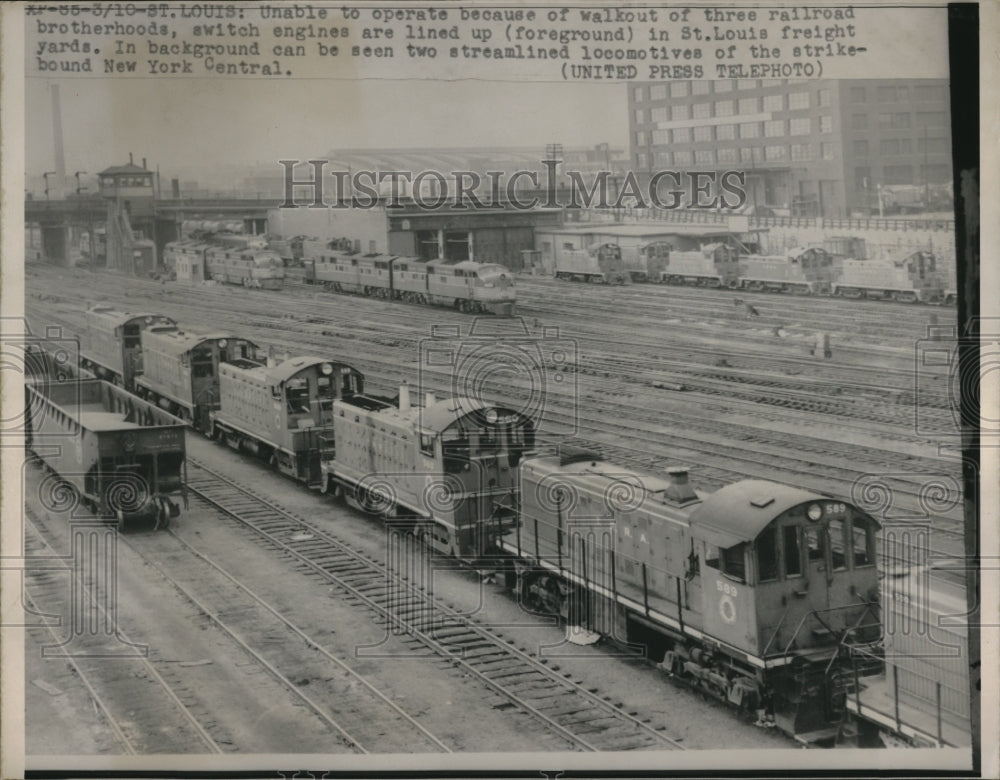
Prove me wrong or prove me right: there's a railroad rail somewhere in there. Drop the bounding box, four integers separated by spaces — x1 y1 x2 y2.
185 458 687 752
24 511 227 755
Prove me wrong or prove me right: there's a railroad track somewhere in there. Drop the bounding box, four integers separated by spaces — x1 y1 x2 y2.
184 458 687 752
24 511 228 755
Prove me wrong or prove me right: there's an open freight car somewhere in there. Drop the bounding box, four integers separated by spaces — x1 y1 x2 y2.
26 378 187 531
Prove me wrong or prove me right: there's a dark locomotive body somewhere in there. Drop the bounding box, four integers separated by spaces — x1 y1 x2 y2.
79 305 177 390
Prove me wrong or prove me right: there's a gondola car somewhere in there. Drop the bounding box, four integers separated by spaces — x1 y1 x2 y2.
659 243 741 287
134 328 261 432
26 378 187 531
831 249 942 303
78 305 177 391
555 243 630 285
210 355 365 486
738 247 835 294
503 446 881 743
321 384 534 561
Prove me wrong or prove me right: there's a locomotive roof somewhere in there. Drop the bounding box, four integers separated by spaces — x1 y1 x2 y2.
268 356 361 384
688 479 826 549
87 306 176 329
143 329 253 356
418 397 524 433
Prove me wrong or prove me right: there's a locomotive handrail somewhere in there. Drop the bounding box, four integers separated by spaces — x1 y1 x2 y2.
761 603 792 656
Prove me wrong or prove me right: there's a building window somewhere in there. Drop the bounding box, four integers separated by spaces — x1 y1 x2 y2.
921 164 950 183
716 123 736 141
714 100 734 117
884 164 914 184
673 149 693 165
879 112 911 129
852 113 868 129
915 84 946 101
634 108 645 123
790 143 813 161
635 131 646 147
916 111 947 127
764 119 784 137
821 142 835 160
633 86 645 101
818 88 831 106
854 140 869 157
673 126 692 143
880 138 913 155
693 101 711 119
671 104 691 121
655 150 672 166
652 128 670 145
763 93 784 111
637 153 649 169
650 84 667 100
738 97 758 114
740 122 761 139
692 80 711 95
849 86 866 102
918 136 948 153
877 85 909 102
717 147 738 163
854 166 871 191
789 117 811 135
670 81 690 98
765 145 788 161
715 80 734 92
788 91 810 110
651 106 668 123
819 115 833 133
694 149 715 164
693 125 713 142
740 146 763 163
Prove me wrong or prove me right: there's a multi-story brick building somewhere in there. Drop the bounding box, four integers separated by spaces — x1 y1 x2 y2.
628 79 951 217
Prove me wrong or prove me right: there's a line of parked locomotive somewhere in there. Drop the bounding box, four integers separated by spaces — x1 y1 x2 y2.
302 238 517 316
164 232 286 290
30 303 969 747
555 240 953 304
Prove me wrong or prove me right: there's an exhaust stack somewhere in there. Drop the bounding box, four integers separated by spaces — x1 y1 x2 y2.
425 391 436 407
398 382 411 412
664 467 698 503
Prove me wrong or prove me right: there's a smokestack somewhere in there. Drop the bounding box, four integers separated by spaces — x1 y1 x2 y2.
664 467 698 503
142 157 147 170
50 84 65 179
398 382 411 412
129 152 134 165
425 392 436 407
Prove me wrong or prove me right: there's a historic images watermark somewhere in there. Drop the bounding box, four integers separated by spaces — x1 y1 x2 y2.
278 158 748 211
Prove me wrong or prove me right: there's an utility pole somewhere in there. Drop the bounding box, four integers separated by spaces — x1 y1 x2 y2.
922 123 930 212
42 171 56 201
75 171 95 266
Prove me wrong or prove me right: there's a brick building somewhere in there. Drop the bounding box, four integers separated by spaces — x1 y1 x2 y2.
628 79 951 218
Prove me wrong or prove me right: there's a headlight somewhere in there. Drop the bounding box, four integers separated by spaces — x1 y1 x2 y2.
321 363 333 375
807 504 823 521
218 339 228 348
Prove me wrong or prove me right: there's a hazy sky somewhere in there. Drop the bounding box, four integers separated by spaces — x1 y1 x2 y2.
26 77 628 179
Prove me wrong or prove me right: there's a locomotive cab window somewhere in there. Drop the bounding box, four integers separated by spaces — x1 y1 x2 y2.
286 378 311 416
419 433 436 457
829 518 847 570
805 526 824 561
852 519 874 567
783 525 803 576
704 544 720 570
756 526 779 582
721 543 746 583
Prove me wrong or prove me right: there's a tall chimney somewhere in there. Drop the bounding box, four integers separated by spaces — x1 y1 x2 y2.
129 152 134 165
425 391 436 407
398 381 411 412
50 84 65 180
142 157 147 170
